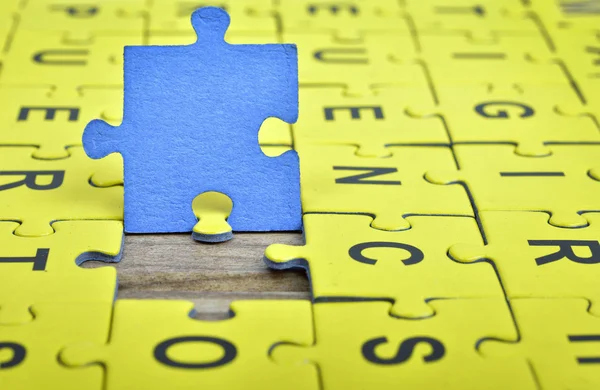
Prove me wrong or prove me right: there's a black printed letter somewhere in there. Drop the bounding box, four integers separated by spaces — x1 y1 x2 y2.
349 242 424 266
0 171 64 191
154 336 237 369
362 336 445 365
528 240 600 265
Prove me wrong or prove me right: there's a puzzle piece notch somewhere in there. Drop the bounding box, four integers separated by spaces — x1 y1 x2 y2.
0 147 123 237
479 298 600 390
296 143 473 231
425 144 600 228
61 299 318 390
192 191 233 243
407 83 600 157
272 299 538 389
0 302 111 390
0 219 122 324
264 213 504 318
83 6 301 234
449 211 600 316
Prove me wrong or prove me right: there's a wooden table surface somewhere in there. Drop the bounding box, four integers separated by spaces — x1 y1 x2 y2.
84 232 310 320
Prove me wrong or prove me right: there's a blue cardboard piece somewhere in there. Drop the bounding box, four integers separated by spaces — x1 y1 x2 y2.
83 7 301 233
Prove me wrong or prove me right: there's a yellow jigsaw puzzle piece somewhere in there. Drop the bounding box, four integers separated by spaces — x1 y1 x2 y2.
0 147 123 237
0 86 122 159
411 83 600 157
0 30 143 89
293 86 448 157
283 32 425 97
61 299 319 390
272 299 538 389
265 213 504 318
149 0 276 35
0 220 122 324
296 143 473 230
0 302 111 390
450 211 600 315
192 191 233 243
406 0 538 42
480 298 600 390
19 0 147 36
426 144 600 228
277 0 406 42
417 34 562 86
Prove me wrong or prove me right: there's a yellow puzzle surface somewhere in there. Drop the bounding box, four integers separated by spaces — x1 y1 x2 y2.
1 0 600 389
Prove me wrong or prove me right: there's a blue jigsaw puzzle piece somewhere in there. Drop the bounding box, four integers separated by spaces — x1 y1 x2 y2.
83 7 301 233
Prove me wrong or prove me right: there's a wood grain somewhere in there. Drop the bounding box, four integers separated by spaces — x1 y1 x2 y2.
83 232 310 319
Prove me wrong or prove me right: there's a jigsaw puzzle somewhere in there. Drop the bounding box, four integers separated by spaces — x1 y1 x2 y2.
271 299 538 389
82 6 301 234
265 213 504 318
61 299 317 390
1 0 600 389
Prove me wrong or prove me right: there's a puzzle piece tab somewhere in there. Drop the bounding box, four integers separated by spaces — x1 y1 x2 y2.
0 147 123 237
296 144 473 230
283 32 425 97
272 299 537 389
451 211 600 314
19 0 147 36
293 86 448 157
413 84 600 156
480 298 600 390
0 86 122 159
149 0 276 35
0 30 143 89
83 7 300 233
0 302 111 390
61 299 318 390
426 144 600 228
265 213 503 318
278 0 406 41
0 220 122 324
